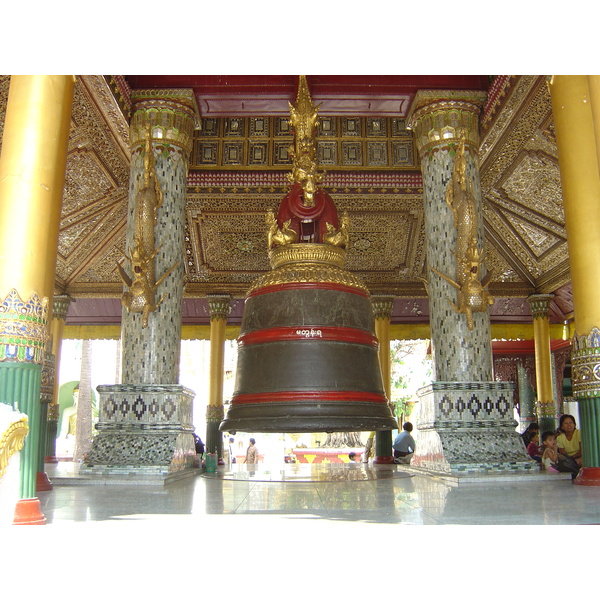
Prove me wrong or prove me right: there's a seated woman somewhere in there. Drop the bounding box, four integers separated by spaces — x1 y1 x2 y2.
556 414 582 473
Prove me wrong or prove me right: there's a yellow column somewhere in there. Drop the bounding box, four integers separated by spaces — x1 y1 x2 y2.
0 76 74 300
0 76 74 517
550 76 600 331
586 75 600 178
206 294 231 460
372 295 395 464
527 294 556 432
550 75 600 483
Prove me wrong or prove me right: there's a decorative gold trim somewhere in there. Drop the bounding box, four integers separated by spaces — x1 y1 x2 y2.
571 327 600 399
0 289 49 364
129 89 200 157
407 91 486 157
537 401 556 418
52 295 72 322
248 262 369 295
269 243 346 270
206 405 225 420
47 403 60 422
526 293 554 320
372 295 396 320
40 347 55 403
207 294 232 322
0 417 29 480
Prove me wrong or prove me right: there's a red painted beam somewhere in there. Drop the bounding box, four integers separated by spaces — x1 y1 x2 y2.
124 75 490 116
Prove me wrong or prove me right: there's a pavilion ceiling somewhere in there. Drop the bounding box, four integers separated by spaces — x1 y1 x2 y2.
0 75 572 326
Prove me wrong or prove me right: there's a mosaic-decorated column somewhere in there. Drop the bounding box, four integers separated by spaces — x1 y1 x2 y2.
120 89 199 385
550 75 600 485
517 362 537 432
44 295 71 463
372 295 395 464
84 89 199 479
407 91 532 474
527 294 557 433
0 75 74 522
206 294 231 461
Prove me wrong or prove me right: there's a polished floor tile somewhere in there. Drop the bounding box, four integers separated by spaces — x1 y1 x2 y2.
35 461 600 526
4 461 598 599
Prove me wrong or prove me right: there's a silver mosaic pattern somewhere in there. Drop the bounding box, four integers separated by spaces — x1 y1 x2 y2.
84 433 180 466
120 148 187 385
84 384 196 470
413 382 534 474
422 148 493 382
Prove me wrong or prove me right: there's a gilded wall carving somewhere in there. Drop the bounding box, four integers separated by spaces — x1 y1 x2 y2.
0 74 574 322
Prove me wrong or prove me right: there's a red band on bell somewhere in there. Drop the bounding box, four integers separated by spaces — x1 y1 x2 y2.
238 326 379 348
231 391 388 404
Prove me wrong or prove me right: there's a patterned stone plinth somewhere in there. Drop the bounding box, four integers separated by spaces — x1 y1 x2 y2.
81 384 196 478
412 381 534 474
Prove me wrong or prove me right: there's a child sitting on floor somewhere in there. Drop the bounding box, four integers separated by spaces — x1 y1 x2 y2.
526 431 542 463
541 431 560 473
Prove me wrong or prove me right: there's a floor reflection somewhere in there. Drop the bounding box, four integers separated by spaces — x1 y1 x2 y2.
35 460 600 525
202 462 413 482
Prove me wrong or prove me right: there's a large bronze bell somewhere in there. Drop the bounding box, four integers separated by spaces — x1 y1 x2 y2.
219 75 396 434
219 189 397 433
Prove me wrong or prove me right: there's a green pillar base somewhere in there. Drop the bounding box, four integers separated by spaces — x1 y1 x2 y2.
577 396 600 468
206 418 223 460
374 429 394 464
538 415 557 437
0 361 43 499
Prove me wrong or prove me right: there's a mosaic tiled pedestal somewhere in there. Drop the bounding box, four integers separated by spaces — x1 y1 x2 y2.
81 384 196 483
411 381 535 475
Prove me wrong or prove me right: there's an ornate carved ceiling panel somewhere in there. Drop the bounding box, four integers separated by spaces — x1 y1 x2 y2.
479 75 570 296
183 188 427 296
0 75 575 324
54 76 130 292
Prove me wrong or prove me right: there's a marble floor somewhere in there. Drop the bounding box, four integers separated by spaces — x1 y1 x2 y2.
5 461 598 597
35 460 600 526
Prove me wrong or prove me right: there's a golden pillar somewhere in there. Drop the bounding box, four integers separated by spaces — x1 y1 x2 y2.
0 75 74 521
0 76 73 299
526 294 556 432
586 75 600 179
372 295 395 464
550 75 600 484
206 294 231 460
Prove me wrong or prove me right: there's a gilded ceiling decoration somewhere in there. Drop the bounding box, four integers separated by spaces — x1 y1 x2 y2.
479 76 569 295
0 74 574 324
